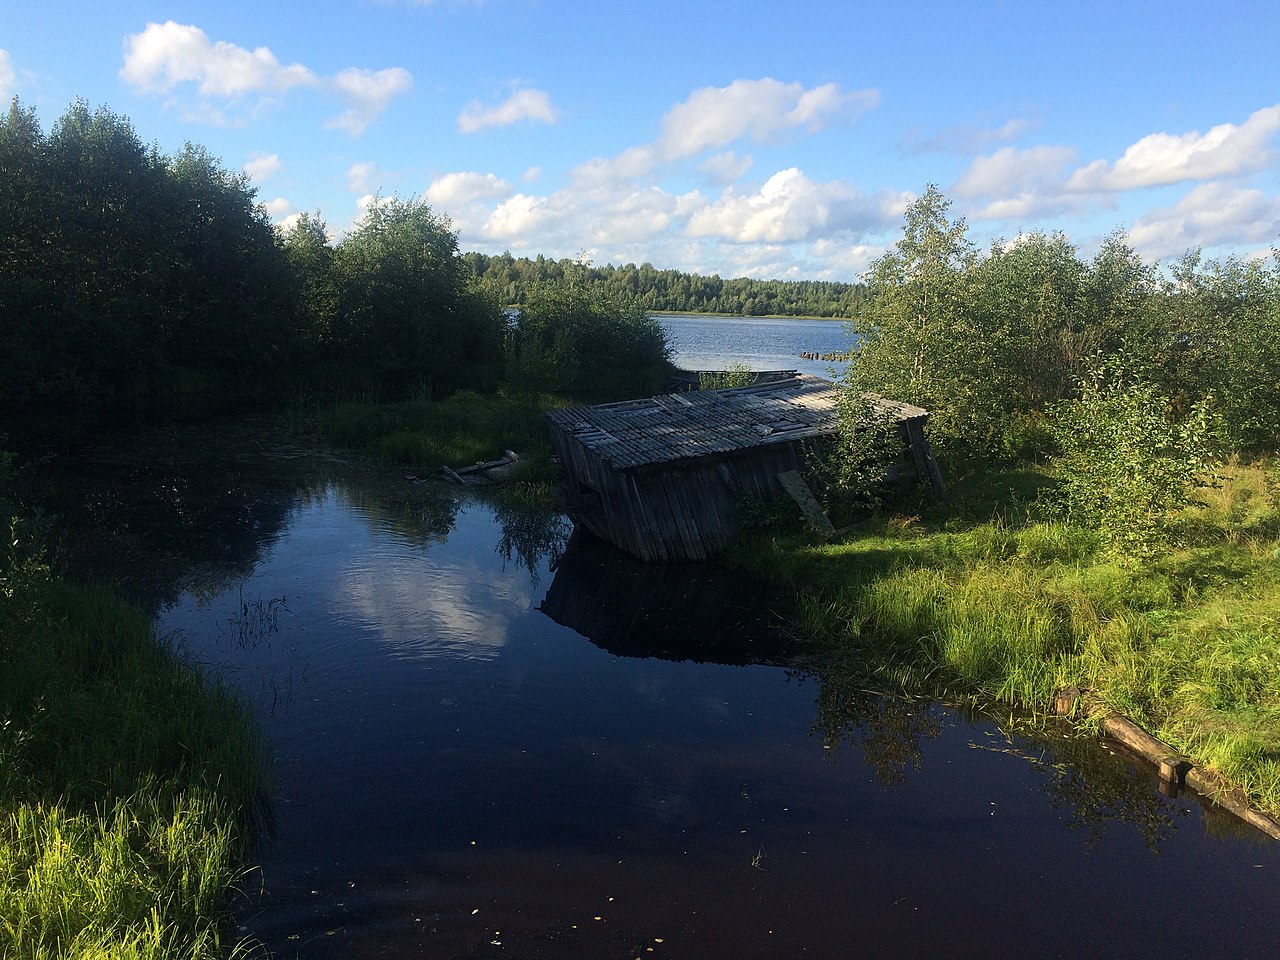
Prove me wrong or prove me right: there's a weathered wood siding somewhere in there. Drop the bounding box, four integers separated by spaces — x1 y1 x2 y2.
546 374 943 562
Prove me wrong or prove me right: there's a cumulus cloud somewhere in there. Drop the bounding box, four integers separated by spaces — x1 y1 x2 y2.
418 80 891 279
1067 103 1280 192
424 171 515 234
120 22 411 135
458 88 558 133
700 151 754 186
658 78 879 160
0 49 16 101
243 152 282 183
326 67 414 136
1127 183 1280 261
953 144 1079 198
347 161 378 194
120 21 315 98
263 196 297 221
686 168 898 244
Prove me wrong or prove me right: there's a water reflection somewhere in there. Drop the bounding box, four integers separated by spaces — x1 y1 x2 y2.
541 529 802 664
801 663 1194 848
19 417 1280 958
493 500 571 583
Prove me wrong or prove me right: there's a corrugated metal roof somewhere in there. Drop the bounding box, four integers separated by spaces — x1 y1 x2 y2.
545 374 928 471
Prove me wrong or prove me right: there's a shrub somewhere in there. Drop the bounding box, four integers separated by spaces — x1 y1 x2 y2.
1047 354 1220 558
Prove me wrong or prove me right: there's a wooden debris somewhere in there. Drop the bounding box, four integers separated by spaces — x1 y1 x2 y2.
438 450 520 485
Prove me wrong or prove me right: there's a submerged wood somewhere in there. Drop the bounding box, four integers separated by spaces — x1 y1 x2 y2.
545 373 945 562
438 450 520 485
1053 686 1280 841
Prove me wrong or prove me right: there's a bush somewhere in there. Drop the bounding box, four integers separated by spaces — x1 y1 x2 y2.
1047 355 1220 558
504 283 672 400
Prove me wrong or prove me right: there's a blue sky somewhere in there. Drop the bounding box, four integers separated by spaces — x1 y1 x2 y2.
4 0 1280 281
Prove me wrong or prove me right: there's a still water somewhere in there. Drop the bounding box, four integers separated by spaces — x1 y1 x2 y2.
138 476 1278 960
658 313 849 379
22 313 1280 958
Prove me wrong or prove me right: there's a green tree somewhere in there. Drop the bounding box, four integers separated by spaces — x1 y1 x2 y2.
505 283 671 399
331 196 505 397
845 185 993 455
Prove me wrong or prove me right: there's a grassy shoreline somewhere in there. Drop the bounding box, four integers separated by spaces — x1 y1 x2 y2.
1 525 266 958
301 392 1280 820
728 457 1280 818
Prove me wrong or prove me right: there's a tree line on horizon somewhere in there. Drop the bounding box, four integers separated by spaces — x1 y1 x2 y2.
3 98 1278 463
462 251 868 318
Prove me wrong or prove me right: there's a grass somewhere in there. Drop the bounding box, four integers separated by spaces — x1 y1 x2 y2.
303 388 567 490
1 530 265 959
731 456 1280 818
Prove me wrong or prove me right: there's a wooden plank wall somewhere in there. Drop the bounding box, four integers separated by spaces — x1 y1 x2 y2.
550 422 807 560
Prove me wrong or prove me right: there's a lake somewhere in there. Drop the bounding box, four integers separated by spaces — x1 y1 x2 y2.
658 313 850 379
21 315 1280 959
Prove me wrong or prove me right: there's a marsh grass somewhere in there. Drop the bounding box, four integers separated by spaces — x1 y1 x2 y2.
734 456 1280 817
310 389 567 486
1 553 265 958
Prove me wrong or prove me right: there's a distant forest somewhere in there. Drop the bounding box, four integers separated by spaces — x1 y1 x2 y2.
462 251 867 318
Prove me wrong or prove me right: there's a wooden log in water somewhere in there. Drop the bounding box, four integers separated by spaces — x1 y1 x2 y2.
1051 686 1280 839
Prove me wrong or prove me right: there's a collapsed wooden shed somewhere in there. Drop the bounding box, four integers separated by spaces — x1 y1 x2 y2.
545 373 945 562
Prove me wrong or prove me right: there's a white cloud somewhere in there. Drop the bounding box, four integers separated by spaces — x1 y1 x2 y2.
900 116 1038 155
1067 103 1280 192
120 22 411 136
416 81 890 279
0 49 16 101
522 166 542 183
120 21 315 98
458 88 558 133
425 171 514 207
243 152 282 183
424 171 515 234
347 161 378 194
326 66 414 136
686 168 889 244
953 145 1078 198
658 78 879 160
1127 183 1280 261
700 151 754 186
484 192 561 240
263 197 297 220
569 146 659 186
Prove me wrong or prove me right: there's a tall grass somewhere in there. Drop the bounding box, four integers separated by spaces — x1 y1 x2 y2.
1 535 265 958
309 389 566 486
735 457 1280 817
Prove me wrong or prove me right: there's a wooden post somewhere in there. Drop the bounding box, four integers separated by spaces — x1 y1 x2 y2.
904 419 948 500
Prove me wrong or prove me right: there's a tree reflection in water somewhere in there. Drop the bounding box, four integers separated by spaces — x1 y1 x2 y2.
493 500 571 584
804 662 1194 848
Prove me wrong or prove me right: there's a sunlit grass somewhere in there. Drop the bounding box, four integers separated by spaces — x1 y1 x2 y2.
1 556 265 959
734 456 1280 817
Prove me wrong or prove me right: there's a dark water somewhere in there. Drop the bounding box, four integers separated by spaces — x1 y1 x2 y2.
659 314 850 379
18 418 1280 960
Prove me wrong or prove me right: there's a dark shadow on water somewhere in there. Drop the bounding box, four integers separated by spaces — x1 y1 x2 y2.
539 528 804 665
12 415 463 615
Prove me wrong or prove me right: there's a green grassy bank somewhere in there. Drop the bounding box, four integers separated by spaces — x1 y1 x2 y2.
298 390 1280 820
302 389 568 506
730 457 1280 818
1 524 265 958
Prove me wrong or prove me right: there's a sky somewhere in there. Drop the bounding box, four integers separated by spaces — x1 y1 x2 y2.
4 0 1280 282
